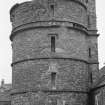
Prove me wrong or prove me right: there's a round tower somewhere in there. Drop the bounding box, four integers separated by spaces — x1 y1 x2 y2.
10 0 99 105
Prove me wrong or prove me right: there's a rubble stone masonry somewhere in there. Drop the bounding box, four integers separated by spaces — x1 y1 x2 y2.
10 0 99 105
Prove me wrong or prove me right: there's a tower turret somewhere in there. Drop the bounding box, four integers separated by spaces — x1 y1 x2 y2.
10 0 99 105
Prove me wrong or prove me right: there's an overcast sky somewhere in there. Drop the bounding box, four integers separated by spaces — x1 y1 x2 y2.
0 0 105 83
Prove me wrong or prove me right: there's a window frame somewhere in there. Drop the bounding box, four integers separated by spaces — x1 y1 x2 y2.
48 33 58 53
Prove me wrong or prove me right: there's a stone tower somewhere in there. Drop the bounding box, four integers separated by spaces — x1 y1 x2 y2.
10 0 99 105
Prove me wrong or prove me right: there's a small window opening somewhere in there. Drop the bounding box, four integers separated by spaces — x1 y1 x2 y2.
51 36 56 52
48 0 55 9
51 72 56 89
89 48 91 58
50 4 54 10
49 4 55 16
88 15 90 27
90 72 93 83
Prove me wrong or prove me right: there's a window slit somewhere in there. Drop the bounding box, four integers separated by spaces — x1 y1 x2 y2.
88 15 90 27
51 36 55 52
90 72 93 83
89 48 91 58
51 72 56 89
50 4 54 10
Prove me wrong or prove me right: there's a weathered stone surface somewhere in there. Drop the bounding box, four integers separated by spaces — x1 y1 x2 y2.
87 0 96 29
10 0 88 28
10 0 98 105
12 59 89 91
86 35 98 62
12 28 88 62
11 92 88 105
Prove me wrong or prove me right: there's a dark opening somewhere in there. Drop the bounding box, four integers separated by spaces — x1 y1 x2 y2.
89 48 91 58
90 72 93 83
88 15 90 27
51 36 56 52
48 0 55 10
51 72 56 89
88 91 95 105
50 4 54 10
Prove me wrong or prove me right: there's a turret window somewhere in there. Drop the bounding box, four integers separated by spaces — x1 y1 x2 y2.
51 36 56 52
51 72 56 89
89 48 91 58
48 34 58 52
88 15 90 28
48 0 55 14
90 72 93 83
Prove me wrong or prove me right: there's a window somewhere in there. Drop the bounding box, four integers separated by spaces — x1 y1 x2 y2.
51 36 56 52
51 72 56 89
48 0 55 15
50 4 54 10
90 72 93 83
88 15 90 28
48 34 57 52
49 0 54 11
89 48 91 58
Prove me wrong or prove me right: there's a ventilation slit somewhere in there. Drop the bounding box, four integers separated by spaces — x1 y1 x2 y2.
89 48 91 58
51 72 56 89
51 36 55 52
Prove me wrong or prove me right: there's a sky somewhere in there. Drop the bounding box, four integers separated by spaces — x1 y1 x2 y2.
0 0 105 83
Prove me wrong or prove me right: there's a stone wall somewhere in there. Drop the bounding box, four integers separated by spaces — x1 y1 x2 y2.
10 0 88 28
12 59 89 91
12 28 88 62
10 0 98 105
11 92 88 105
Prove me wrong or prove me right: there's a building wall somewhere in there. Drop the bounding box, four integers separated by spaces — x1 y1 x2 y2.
10 0 98 105
10 0 88 28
